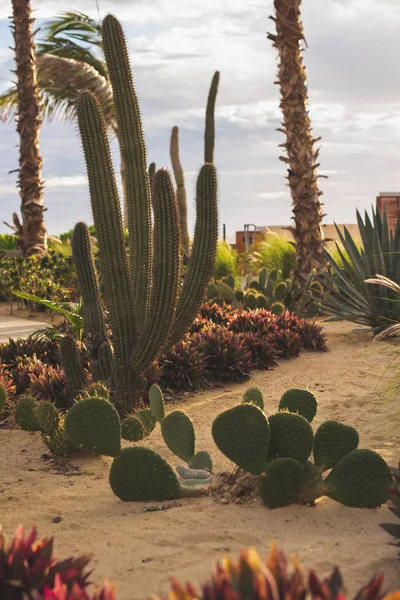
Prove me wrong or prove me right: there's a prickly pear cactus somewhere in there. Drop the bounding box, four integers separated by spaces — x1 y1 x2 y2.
212 404 270 475
296 461 324 504
135 409 157 436
189 451 213 472
64 397 121 457
323 449 392 508
14 397 41 432
271 302 285 316
149 384 165 422
313 420 359 471
109 447 181 501
36 402 59 434
278 389 318 423
242 387 264 410
259 458 304 508
121 416 144 442
161 410 195 462
267 412 313 463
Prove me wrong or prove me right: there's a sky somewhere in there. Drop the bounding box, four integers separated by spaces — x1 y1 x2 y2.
0 0 399 241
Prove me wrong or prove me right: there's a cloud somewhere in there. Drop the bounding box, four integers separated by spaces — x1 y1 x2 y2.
0 0 399 240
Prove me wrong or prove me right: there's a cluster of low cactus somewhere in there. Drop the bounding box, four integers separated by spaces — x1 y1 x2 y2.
60 14 218 416
213 386 393 508
206 267 324 317
206 269 286 315
48 384 212 501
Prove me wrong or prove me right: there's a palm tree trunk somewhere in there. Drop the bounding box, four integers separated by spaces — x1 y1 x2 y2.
11 0 47 256
268 0 327 284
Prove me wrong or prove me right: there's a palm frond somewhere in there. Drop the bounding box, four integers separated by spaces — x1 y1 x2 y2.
38 39 107 79
39 11 102 46
36 53 115 128
0 88 18 124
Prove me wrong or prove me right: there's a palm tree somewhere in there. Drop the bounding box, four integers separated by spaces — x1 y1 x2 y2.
268 0 327 284
0 11 122 220
10 0 47 255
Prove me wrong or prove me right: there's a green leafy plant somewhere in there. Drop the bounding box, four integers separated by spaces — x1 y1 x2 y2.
320 208 400 333
213 241 238 281
250 232 296 280
13 291 84 340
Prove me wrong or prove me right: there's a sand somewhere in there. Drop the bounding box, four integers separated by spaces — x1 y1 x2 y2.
1 321 400 598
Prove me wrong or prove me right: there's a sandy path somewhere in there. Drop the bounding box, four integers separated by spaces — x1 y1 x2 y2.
1 321 399 598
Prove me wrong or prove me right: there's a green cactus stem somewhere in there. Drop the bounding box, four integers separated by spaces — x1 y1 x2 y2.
60 335 88 400
313 420 359 471
204 71 220 163
242 387 264 411
161 410 196 462
170 126 190 259
73 14 218 414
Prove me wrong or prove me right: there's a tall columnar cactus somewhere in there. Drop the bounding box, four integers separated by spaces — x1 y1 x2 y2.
170 126 190 259
73 15 218 414
204 71 220 163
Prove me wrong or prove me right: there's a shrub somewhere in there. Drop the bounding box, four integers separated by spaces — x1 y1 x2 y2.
213 241 238 281
239 332 279 369
267 328 302 358
194 328 253 383
250 233 296 280
158 340 209 391
0 525 93 599
0 251 77 304
0 233 17 250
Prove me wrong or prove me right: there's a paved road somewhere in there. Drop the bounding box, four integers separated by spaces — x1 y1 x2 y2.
0 314 47 343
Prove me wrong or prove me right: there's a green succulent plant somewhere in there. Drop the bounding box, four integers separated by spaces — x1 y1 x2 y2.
242 387 264 410
68 13 218 415
278 388 318 423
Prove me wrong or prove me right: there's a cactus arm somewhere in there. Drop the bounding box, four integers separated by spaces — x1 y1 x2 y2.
170 126 190 258
102 14 152 332
76 92 135 373
170 163 219 344
72 222 114 383
204 71 220 163
148 161 156 200
60 335 88 400
132 169 181 372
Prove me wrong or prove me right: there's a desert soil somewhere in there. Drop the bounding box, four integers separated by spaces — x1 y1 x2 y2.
1 321 400 598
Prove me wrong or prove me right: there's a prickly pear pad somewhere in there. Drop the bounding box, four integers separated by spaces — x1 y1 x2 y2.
161 411 195 462
36 401 59 434
14 397 41 432
259 458 304 508
135 409 157 436
109 447 181 501
64 397 121 457
314 420 359 471
279 388 317 422
324 448 392 508
267 412 313 463
242 387 264 410
149 384 165 422
212 404 270 475
189 451 213 472
121 416 144 442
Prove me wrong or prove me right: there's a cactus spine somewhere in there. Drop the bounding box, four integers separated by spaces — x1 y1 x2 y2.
73 15 218 414
204 71 220 163
170 126 190 260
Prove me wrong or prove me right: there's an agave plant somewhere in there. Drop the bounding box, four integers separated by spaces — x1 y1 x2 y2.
320 208 400 334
